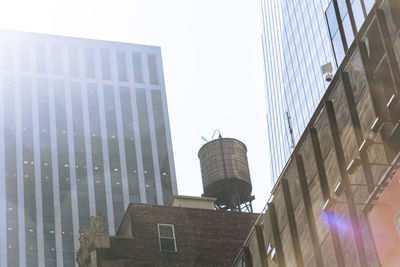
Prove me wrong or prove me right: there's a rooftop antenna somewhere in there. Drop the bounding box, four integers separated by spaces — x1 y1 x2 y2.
211 129 222 140
286 111 295 149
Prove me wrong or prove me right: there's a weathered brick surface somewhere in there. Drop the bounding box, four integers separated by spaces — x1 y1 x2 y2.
96 203 258 267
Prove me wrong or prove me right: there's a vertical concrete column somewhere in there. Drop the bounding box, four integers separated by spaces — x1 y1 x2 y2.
268 202 285 267
340 70 375 192
325 100 367 267
309 127 344 267
295 154 324 267
281 178 304 267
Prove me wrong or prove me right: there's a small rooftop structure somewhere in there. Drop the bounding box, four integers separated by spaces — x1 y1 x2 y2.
169 195 216 210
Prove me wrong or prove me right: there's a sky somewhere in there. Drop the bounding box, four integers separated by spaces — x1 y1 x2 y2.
0 0 271 211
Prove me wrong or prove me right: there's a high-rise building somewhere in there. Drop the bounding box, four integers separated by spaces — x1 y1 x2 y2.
261 0 336 184
261 0 376 184
0 30 177 267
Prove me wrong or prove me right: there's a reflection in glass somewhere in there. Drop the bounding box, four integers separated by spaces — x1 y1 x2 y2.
103 85 124 227
326 2 339 36
20 77 38 266
84 47 95 79
136 88 156 204
52 44 63 75
37 78 57 266
68 45 79 77
3 75 19 266
352 0 366 30
364 0 375 14
119 86 140 203
342 14 354 47
70 82 89 228
337 0 348 19
333 32 345 64
147 54 159 85
116 51 127 82
53 80 74 267
100 49 111 80
132 52 143 83
87 83 108 232
36 43 46 74
151 90 172 204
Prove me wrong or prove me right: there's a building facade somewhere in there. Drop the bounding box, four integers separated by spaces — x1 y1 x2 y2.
77 202 258 267
261 0 336 184
0 30 177 267
262 0 381 185
235 0 400 265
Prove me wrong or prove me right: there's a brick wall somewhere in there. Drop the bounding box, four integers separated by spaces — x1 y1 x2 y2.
96 204 258 267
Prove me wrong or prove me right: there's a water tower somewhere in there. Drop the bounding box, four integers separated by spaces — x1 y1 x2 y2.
198 135 254 212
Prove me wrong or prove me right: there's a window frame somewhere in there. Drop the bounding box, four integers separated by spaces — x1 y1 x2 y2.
157 223 177 252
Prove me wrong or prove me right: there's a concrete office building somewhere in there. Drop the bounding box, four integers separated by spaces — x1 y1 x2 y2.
0 30 177 267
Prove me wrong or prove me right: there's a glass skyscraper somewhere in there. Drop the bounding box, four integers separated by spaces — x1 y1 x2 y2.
261 0 336 184
0 30 177 267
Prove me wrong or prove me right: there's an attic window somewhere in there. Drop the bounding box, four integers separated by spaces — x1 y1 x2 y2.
157 224 177 252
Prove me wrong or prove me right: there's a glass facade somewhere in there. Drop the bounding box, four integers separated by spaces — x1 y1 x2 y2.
261 0 336 184
325 0 377 65
0 30 177 267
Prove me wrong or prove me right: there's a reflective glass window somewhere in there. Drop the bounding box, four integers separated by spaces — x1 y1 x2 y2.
100 49 111 80
52 44 63 75
53 80 74 265
103 85 124 226
337 0 348 19
132 52 143 83
3 75 19 266
19 41 30 72
20 77 38 265
136 88 156 204
87 83 108 232
352 0 366 30
116 51 127 82
37 78 56 264
36 43 46 74
326 2 339 36
70 82 89 228
333 32 345 66
343 14 355 46
147 54 159 85
68 45 79 77
1 40 13 70
364 0 375 14
84 47 95 78
151 90 172 204
119 86 140 203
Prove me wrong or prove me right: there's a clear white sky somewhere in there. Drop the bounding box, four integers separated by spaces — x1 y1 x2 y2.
0 0 271 211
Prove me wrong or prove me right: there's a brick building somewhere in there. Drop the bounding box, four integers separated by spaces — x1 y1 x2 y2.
234 0 400 266
77 199 258 267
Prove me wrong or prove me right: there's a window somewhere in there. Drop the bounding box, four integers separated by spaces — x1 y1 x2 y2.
147 54 159 85
157 224 176 252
